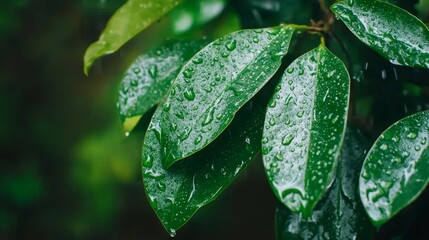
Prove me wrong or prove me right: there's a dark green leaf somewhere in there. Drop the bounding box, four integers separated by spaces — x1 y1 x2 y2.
360 110 429 227
84 0 182 75
159 26 295 167
169 0 226 34
142 84 268 236
276 127 374 240
117 40 209 132
262 45 350 217
331 0 429 69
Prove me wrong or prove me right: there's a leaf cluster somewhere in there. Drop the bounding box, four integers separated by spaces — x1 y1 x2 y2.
84 0 429 238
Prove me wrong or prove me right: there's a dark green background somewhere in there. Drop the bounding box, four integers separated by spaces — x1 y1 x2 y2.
1 0 429 239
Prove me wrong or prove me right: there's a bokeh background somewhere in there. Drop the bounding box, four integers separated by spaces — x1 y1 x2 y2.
1 0 429 239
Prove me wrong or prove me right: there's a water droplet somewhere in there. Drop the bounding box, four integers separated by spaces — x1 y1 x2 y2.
298 69 304 75
415 145 421 151
175 111 185 119
401 150 410 158
148 65 158 78
380 144 388 150
296 111 304 118
183 69 193 78
202 107 215 126
194 135 203 145
133 67 141 74
226 39 237 51
143 155 153 168
192 58 203 64
391 136 399 142
163 103 171 112
125 132 130 137
287 68 294 74
130 79 138 87
184 88 196 100
268 118 276 126
253 37 259 43
282 134 294 145
407 132 417 139
157 182 166 191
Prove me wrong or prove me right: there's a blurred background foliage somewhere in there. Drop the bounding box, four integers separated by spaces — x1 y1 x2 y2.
0 0 429 239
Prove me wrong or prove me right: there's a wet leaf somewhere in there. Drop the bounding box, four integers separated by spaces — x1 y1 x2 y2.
169 0 226 34
84 0 182 75
117 40 209 132
276 127 374 240
331 0 429 69
142 84 268 236
262 45 350 217
159 26 295 167
360 110 429 227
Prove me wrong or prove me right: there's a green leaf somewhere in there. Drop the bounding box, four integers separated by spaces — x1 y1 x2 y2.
360 110 429 227
276 127 374 240
169 0 226 34
159 26 295 167
331 0 429 69
262 45 350 217
142 83 269 236
84 0 182 75
117 40 209 132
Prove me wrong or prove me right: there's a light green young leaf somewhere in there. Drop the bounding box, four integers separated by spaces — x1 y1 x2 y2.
262 45 350 217
159 26 295 167
142 84 269 236
117 40 209 133
331 0 429 69
84 0 182 75
276 127 374 240
360 110 429 227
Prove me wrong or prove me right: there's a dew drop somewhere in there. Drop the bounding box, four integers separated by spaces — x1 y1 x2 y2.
194 135 203 145
183 69 193 78
282 134 294 146
184 88 196 101
148 65 158 78
163 103 171 112
407 132 417 139
226 39 237 51
133 67 141 74
192 58 203 64
380 144 388 150
143 155 153 168
202 107 215 126
157 182 166 191
287 68 294 74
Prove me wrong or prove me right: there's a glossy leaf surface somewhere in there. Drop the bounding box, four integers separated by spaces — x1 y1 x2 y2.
331 0 429 69
360 110 429 227
159 26 294 167
169 0 226 34
262 45 350 217
142 85 269 236
276 127 374 240
84 0 182 74
117 40 209 132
